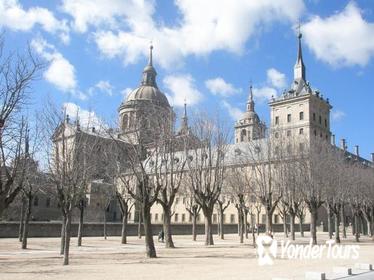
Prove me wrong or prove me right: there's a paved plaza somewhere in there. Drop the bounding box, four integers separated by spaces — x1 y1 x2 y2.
0 232 373 280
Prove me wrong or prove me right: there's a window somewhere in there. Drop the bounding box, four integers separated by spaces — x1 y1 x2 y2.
287 114 291 123
197 214 200 222
122 114 129 130
189 214 192 222
175 213 179 222
274 215 279 224
262 214 266 224
182 214 185 222
275 132 279 138
325 119 327 127
274 146 279 155
230 214 235 223
240 129 246 142
319 115 322 124
213 214 217 223
33 196 39 207
275 116 279 125
46 197 51 208
182 197 186 204
128 213 131 220
287 130 291 137
314 130 317 136
320 133 322 138
313 113 316 121
299 143 304 152
175 197 179 204
155 213 158 221
299 111 304 120
287 145 292 154
299 128 304 135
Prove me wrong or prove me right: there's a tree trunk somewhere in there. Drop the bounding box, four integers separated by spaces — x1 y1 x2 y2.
244 210 248 239
238 208 244 244
103 209 107 240
310 208 318 245
18 197 26 242
354 214 360 242
63 211 72 265
334 212 340 243
290 214 295 241
162 206 175 248
256 212 260 235
192 212 197 241
60 214 66 255
203 207 214 245
283 216 288 238
142 204 156 258
219 209 224 239
137 209 142 239
121 212 128 244
341 205 347 238
251 215 256 248
21 196 32 249
77 205 84 246
266 210 273 233
327 206 333 239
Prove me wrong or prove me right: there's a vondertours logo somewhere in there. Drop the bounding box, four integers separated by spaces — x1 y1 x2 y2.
256 235 360 266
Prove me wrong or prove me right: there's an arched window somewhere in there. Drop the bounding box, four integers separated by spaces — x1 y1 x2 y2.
122 114 129 130
240 130 247 141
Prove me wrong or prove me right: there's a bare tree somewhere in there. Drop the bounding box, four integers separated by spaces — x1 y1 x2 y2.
0 37 42 216
183 190 201 241
185 114 229 245
215 195 230 240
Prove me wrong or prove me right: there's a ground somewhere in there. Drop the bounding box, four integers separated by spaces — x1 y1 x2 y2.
0 232 373 280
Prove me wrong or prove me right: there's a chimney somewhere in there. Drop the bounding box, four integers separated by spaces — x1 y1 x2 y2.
371 153 374 163
354 145 359 157
340 139 346 151
332 134 336 146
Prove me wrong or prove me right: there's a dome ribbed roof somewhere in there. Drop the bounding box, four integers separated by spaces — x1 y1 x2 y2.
126 85 170 107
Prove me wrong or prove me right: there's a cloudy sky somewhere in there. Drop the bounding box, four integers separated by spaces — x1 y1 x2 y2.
2 0 374 159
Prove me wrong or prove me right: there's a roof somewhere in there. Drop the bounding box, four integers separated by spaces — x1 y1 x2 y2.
125 85 170 108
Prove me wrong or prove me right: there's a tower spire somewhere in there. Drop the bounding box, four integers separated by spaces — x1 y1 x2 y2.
141 44 157 87
294 22 306 81
180 98 189 134
247 84 255 112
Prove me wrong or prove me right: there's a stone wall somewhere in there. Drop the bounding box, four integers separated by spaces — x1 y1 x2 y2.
0 222 310 238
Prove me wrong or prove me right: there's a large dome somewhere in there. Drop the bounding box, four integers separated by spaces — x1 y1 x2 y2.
126 85 170 107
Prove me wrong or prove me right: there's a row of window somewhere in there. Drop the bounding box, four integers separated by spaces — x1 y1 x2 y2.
150 213 238 224
32 196 51 208
274 111 328 127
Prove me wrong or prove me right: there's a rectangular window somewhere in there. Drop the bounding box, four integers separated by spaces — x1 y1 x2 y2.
262 214 266 224
274 215 279 224
182 197 186 204
299 128 304 135
275 116 279 125
230 214 235 224
287 130 291 137
175 213 179 222
314 130 317 136
313 113 316 121
175 197 179 204
319 115 322 124
128 213 131 220
46 197 51 208
287 114 291 123
155 213 158 221
213 214 217 223
299 143 304 152
299 111 304 120
182 214 185 222
325 119 327 127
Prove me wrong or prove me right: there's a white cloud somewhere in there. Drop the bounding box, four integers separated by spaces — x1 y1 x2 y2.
88 80 113 96
331 110 346 121
205 77 240 97
163 74 203 107
0 0 69 43
252 86 277 102
222 100 243 120
91 0 304 69
63 102 103 129
267 68 287 89
31 38 82 98
303 2 374 67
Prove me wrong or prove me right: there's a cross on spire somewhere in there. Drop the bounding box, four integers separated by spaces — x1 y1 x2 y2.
294 21 306 81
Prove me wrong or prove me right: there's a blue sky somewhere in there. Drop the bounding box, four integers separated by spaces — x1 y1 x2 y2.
1 0 374 159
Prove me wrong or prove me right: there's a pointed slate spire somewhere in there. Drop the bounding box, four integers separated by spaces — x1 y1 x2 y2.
294 23 306 81
141 44 158 87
